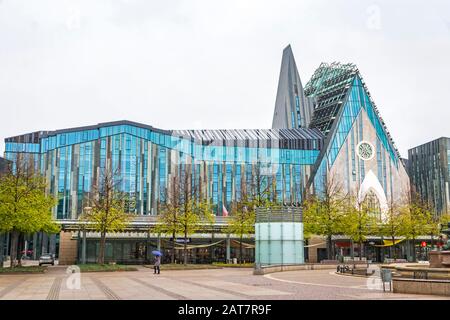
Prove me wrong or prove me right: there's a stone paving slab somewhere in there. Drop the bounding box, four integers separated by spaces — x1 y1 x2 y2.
59 276 108 300
194 279 292 296
0 267 449 300
94 276 175 300
1 276 54 300
130 277 186 300
0 277 23 297
139 276 241 300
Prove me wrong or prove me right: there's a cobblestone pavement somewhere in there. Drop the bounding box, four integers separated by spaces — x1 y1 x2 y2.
0 266 449 300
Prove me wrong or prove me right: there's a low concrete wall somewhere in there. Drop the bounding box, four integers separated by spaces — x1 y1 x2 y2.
253 263 337 275
382 263 450 280
393 278 450 296
429 251 450 268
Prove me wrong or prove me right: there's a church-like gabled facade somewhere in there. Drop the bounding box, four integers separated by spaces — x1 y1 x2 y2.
273 45 410 217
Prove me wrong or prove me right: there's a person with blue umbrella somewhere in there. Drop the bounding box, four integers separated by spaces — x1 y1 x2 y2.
152 250 162 274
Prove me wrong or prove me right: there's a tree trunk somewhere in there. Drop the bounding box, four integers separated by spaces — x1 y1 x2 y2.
17 233 24 267
359 241 363 261
10 231 19 268
412 238 416 262
98 231 106 264
0 233 4 269
350 240 354 260
183 230 188 266
171 231 175 264
210 232 215 263
392 236 396 261
327 235 333 260
240 235 243 265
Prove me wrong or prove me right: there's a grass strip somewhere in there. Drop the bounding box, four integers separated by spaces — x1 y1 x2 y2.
212 262 254 268
144 264 221 270
0 266 47 274
77 264 138 273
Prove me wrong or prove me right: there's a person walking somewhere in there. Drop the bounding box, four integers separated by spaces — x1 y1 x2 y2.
154 254 161 274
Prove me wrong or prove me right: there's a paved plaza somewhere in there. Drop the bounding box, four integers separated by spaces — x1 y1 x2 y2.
0 266 449 300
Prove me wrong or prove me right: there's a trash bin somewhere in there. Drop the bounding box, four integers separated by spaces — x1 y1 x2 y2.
380 268 392 292
381 269 392 282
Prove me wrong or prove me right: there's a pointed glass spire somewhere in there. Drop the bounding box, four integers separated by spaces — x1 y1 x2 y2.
272 45 314 129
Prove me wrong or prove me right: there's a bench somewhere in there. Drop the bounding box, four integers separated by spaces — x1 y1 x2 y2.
343 256 367 262
320 260 339 264
384 258 407 264
337 260 373 276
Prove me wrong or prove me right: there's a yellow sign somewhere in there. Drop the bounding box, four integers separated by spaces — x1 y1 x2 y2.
371 239 404 247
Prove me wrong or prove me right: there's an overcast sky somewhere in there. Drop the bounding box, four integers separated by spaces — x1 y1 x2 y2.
1 0 449 157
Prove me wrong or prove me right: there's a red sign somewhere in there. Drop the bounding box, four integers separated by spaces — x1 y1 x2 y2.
421 241 427 247
335 241 351 248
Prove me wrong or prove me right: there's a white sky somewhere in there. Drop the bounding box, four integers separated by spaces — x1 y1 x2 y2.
1 0 449 157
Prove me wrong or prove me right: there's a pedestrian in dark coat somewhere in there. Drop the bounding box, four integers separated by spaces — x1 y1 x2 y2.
154 255 161 274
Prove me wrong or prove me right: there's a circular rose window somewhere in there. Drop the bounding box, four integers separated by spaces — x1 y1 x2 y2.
357 141 375 161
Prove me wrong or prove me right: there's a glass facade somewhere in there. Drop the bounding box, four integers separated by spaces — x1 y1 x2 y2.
304 63 404 198
5 121 323 219
0 157 11 174
312 75 399 168
305 62 400 172
408 137 450 216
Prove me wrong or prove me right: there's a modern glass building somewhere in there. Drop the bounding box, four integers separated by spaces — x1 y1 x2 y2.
0 157 10 174
4 123 323 219
3 45 411 264
4 123 323 264
408 137 450 216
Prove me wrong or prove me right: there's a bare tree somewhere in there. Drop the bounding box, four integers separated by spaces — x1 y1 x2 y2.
226 162 278 264
378 194 405 261
250 162 279 206
303 172 349 260
155 176 182 264
82 166 132 264
341 186 379 260
156 165 214 265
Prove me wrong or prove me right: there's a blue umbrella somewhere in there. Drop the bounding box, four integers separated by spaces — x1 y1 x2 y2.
152 250 162 256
